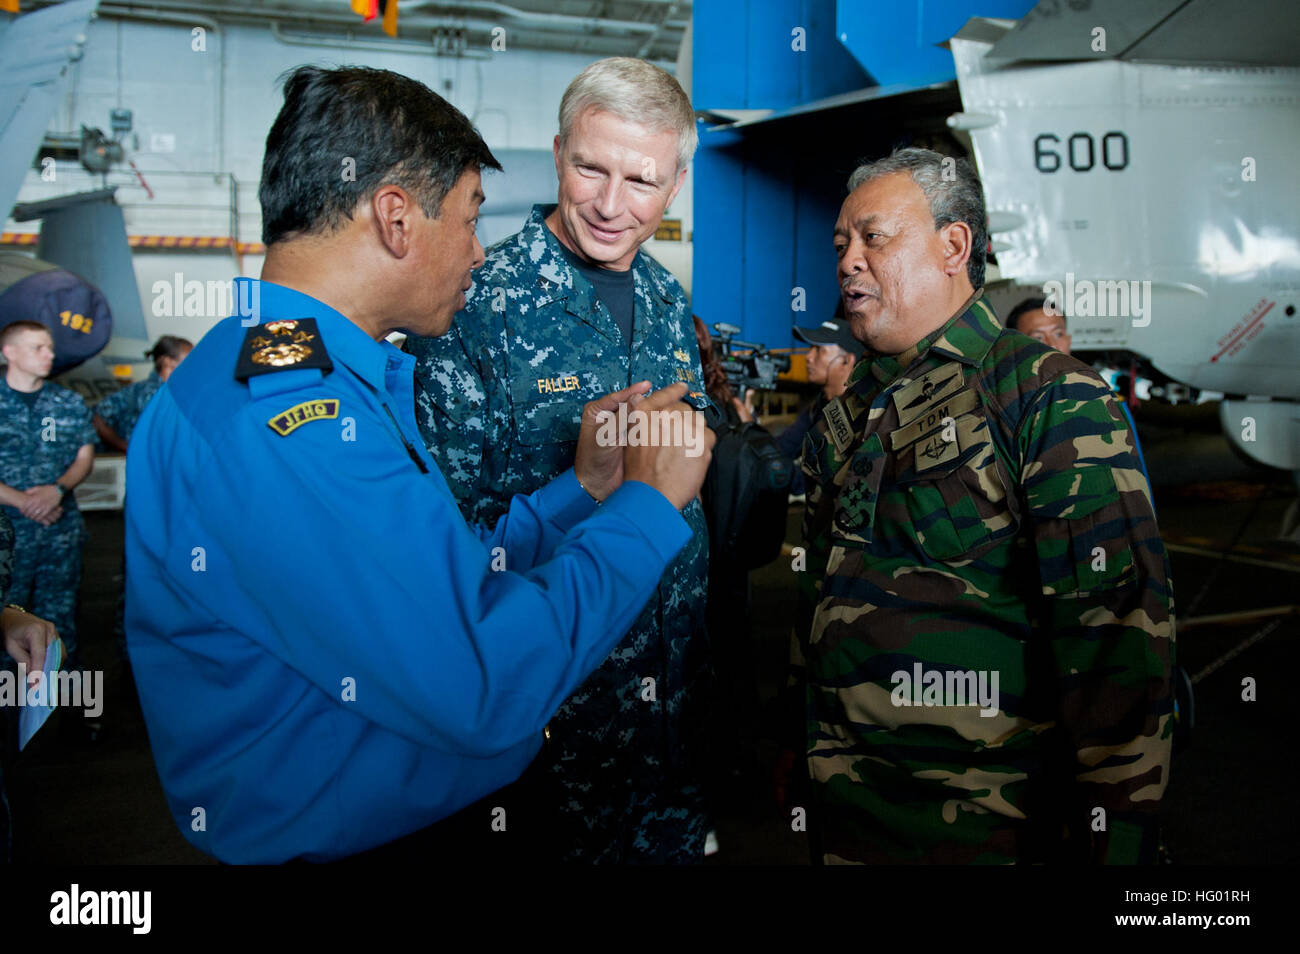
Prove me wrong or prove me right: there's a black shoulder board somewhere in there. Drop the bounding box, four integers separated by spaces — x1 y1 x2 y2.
235 318 333 381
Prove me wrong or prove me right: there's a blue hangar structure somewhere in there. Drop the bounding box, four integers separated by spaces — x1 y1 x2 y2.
690 0 1034 349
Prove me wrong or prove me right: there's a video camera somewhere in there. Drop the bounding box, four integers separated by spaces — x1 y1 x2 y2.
710 322 791 395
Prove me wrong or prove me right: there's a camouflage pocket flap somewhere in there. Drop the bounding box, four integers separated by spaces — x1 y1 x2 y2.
1030 467 1137 595
414 361 485 425
1025 465 1122 521
896 417 1016 561
1034 510 1137 596
894 444 970 484
894 433 979 484
516 398 583 445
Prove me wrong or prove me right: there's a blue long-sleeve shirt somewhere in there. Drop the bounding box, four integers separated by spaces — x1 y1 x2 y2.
125 278 691 863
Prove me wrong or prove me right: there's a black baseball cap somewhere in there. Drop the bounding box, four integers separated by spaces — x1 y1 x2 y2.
793 304 864 356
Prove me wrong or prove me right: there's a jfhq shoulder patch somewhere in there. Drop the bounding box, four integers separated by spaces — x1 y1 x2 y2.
267 399 339 436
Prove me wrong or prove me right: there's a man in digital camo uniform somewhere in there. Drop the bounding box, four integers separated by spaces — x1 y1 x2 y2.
406 58 712 862
92 335 192 451
0 508 10 860
801 149 1174 864
0 322 95 667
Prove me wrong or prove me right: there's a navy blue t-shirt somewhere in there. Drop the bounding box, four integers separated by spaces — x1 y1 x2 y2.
556 244 635 352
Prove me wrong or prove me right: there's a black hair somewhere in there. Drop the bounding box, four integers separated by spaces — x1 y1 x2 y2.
146 335 192 370
1005 296 1058 331
258 65 502 246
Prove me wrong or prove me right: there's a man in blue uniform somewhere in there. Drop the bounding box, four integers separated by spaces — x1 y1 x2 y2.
406 57 714 862
0 321 95 667
124 65 713 865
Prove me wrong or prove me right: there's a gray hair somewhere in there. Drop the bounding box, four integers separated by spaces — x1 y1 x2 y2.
847 147 987 290
558 57 697 178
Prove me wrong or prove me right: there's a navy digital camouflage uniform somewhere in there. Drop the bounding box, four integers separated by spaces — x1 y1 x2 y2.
95 370 163 445
94 370 165 657
0 509 12 612
406 204 713 863
801 294 1174 864
1 508 12 861
0 381 93 656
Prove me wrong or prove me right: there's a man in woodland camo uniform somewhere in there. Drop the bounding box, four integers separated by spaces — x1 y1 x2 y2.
801 148 1174 864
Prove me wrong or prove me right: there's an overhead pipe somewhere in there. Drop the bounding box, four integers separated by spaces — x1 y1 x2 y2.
51 0 682 40
405 0 659 35
637 0 681 58
269 20 491 59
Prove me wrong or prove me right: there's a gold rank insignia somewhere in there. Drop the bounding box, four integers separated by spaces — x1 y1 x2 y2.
235 317 333 381
267 399 340 436
254 344 312 368
674 348 691 363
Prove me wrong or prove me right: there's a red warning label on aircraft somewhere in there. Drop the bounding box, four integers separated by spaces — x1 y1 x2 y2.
1211 299 1273 362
